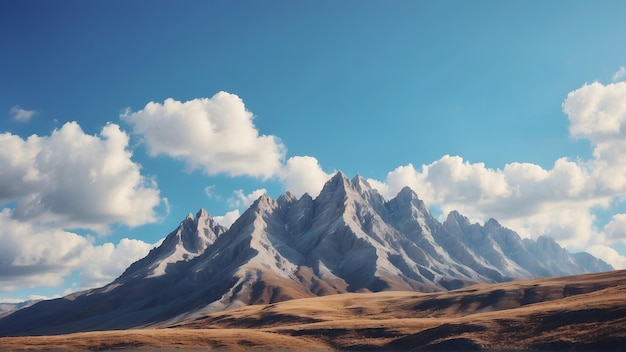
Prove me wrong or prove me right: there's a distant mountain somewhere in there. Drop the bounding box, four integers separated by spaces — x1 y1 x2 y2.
0 300 41 317
0 172 612 336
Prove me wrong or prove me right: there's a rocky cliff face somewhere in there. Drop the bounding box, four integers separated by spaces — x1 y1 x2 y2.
0 172 612 336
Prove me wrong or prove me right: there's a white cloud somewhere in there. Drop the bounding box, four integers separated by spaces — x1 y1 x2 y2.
563 82 626 203
586 245 626 270
80 238 154 288
0 209 153 292
604 213 626 244
228 188 267 209
123 92 286 179
0 122 161 232
0 132 41 202
564 82 626 143
0 120 160 297
612 66 626 82
279 156 334 197
121 92 335 222
214 209 241 228
204 185 217 199
9 106 35 122
0 208 89 291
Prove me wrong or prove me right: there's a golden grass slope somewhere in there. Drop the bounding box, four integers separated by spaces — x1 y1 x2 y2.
2 269 626 351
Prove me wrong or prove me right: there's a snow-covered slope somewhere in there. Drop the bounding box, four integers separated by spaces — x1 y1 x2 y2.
0 172 612 336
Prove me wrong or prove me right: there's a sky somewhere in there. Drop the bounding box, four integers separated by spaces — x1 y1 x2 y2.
2 0 626 302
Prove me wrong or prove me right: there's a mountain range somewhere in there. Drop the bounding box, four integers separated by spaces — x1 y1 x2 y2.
0 172 612 336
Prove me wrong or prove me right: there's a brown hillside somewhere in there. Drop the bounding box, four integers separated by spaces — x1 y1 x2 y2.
2 269 626 351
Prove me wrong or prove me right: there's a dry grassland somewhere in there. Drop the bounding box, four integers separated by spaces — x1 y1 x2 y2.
2 269 626 351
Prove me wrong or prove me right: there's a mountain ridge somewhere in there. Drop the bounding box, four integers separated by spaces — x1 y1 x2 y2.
0 172 612 336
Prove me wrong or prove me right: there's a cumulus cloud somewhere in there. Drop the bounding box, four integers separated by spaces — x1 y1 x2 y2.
0 122 161 232
9 105 35 122
0 209 153 291
563 82 626 199
564 82 626 144
80 238 154 288
0 208 89 291
279 156 334 197
613 66 626 82
604 213 626 244
123 92 286 179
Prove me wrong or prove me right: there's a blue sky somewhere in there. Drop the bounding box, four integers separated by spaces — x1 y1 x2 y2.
2 0 626 302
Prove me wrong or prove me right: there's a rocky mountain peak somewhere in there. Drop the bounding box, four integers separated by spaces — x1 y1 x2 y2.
350 174 372 193
277 191 298 208
322 171 349 191
444 210 471 229
195 208 210 221
485 218 502 230
115 208 226 281
393 187 429 213
396 186 417 200
314 172 351 209
251 193 275 212
317 172 384 204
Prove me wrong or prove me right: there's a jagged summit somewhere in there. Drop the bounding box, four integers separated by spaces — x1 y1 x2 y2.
350 173 372 193
389 186 430 215
116 208 227 281
444 209 473 228
195 208 209 220
0 173 613 336
319 171 349 194
277 191 298 207
396 185 417 199
485 217 503 229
